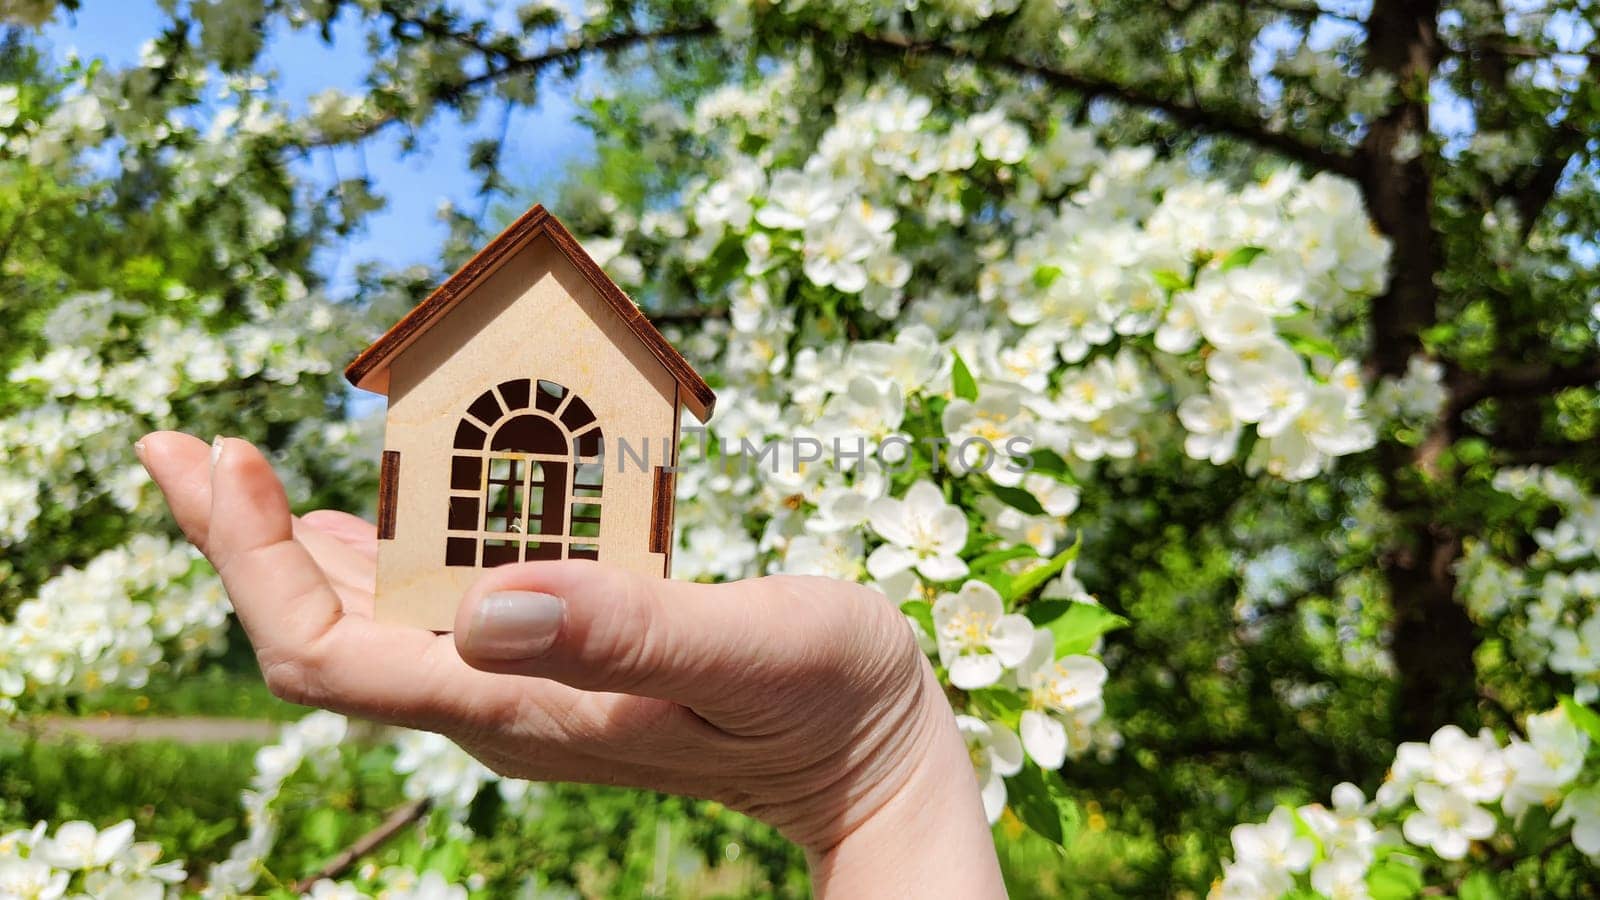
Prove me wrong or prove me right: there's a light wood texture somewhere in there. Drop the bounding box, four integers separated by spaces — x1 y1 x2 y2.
369 230 690 630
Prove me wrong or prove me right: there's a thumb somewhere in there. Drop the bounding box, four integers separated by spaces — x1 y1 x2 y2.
453 560 884 717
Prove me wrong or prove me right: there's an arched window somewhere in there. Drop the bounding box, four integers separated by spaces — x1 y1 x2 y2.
444 379 604 567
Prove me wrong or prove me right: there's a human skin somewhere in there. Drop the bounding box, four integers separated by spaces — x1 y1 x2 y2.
137 431 1006 897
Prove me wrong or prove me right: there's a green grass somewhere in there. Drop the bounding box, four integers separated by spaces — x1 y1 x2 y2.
0 729 812 898
5 625 812 896
2 725 1208 898
74 664 302 721
3 622 1099 897
70 630 305 721
0 733 258 865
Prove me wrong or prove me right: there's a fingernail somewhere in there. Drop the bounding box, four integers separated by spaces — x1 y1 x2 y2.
210 435 225 469
465 591 565 659
133 439 146 462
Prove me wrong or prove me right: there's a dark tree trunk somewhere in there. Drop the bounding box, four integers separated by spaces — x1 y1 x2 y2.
1360 0 1480 740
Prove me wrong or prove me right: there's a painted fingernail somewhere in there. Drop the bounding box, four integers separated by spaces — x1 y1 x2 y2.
465 591 565 660
210 435 225 468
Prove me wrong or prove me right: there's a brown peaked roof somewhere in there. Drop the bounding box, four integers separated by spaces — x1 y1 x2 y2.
345 204 717 422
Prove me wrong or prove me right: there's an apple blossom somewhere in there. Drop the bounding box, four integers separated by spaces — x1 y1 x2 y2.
866 481 970 582
1404 783 1497 860
1554 786 1600 858
9 3 1598 894
1015 630 1109 769
956 715 1024 824
932 581 1035 689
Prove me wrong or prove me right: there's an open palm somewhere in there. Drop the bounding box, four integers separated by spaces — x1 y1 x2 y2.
140 432 815 792
135 431 1003 896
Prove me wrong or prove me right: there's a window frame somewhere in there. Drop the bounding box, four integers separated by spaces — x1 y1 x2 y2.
445 380 605 567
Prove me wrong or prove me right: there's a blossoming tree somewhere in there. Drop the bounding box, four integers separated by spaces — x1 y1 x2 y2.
3 0 1599 896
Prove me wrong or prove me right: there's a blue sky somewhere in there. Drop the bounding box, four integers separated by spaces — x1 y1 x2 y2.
42 2 595 288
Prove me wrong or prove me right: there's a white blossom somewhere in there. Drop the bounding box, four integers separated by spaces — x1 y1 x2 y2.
956 715 1024 824
1015 629 1107 768
1403 783 1496 860
866 480 970 582
932 581 1033 689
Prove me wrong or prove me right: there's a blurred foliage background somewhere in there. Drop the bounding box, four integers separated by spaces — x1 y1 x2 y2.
4 0 1600 897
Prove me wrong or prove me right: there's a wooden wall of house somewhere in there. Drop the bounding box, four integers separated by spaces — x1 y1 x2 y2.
376 235 678 630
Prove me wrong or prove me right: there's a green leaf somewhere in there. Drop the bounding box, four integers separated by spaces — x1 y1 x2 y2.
901 600 935 641
1559 695 1600 743
1025 600 1072 626
396 831 425 867
467 780 505 834
1153 269 1189 292
968 545 1040 572
1007 762 1079 847
1419 322 1457 351
1458 871 1502 900
975 570 1015 598
991 483 1046 516
1027 449 1075 480
1366 855 1424 900
303 807 343 853
1007 538 1083 603
1516 803 1557 854
1452 437 1491 466
191 817 239 848
970 688 1024 715
1028 600 1129 656
1284 332 1342 359
952 350 978 401
423 838 468 880
1219 245 1266 270
1033 264 1063 289
969 688 1024 728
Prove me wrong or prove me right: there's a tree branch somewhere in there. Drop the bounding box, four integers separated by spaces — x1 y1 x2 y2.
304 24 717 149
382 2 516 61
290 798 432 893
814 27 1364 178
446 24 717 97
1452 13 1585 241
308 12 1362 179
1473 41 1600 67
1510 121 1583 242
1245 0 1367 28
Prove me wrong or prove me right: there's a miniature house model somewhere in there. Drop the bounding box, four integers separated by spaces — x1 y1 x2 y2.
346 205 716 630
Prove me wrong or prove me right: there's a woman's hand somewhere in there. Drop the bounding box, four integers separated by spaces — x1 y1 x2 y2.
137 432 1004 896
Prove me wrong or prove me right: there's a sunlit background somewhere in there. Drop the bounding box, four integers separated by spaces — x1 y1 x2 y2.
3 0 1599 897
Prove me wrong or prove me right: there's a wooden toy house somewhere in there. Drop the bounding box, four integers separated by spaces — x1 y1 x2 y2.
345 204 716 630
